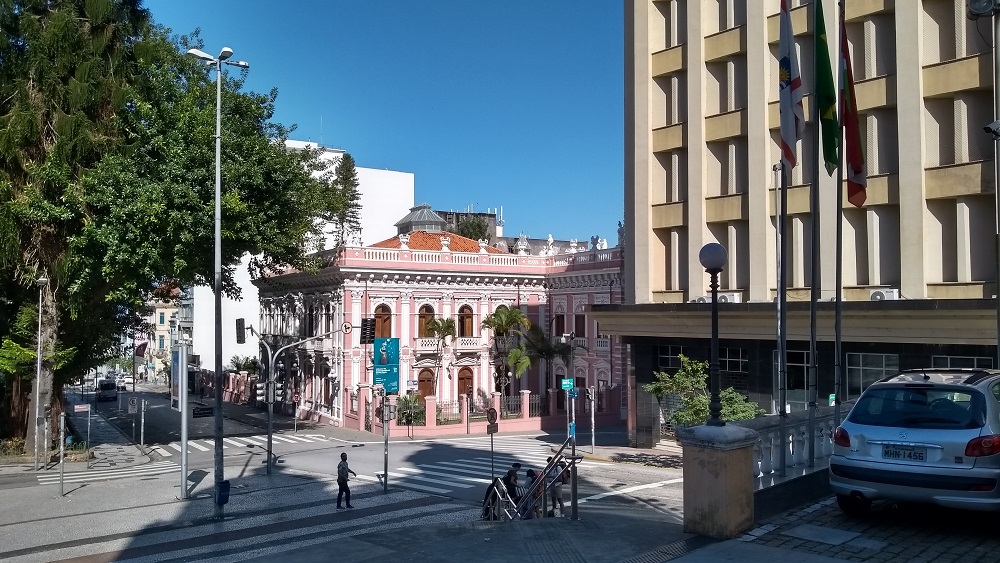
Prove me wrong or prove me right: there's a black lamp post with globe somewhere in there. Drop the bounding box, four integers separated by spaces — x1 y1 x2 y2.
699 243 727 427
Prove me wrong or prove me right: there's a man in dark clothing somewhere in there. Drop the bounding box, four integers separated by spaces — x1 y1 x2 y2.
337 452 357 509
502 462 522 503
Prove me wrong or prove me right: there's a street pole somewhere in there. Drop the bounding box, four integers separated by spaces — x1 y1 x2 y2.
33 276 47 471
180 337 189 500
59 411 65 496
141 400 146 448
211 51 226 521
590 386 596 455
86 407 91 470
570 391 578 521
699 243 727 427
380 387 388 494
994 8 1000 368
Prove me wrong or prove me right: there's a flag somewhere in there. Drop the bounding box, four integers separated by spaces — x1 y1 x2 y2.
135 335 148 357
778 0 805 175
815 0 838 175
840 12 867 207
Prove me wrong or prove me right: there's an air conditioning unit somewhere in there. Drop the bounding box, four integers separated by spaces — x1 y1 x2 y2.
695 296 711 303
718 292 742 303
869 288 900 301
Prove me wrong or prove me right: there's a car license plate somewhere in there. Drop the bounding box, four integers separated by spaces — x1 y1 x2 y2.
882 445 926 461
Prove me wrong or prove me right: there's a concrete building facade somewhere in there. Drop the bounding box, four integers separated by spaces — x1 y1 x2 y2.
596 0 1000 447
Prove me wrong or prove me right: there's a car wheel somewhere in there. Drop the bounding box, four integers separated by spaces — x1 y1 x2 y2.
836 494 871 517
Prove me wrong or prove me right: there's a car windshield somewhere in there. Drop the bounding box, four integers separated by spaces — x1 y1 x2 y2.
99 382 115 391
848 386 986 430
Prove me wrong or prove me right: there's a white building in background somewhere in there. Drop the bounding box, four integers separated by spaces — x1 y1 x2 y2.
190 140 414 370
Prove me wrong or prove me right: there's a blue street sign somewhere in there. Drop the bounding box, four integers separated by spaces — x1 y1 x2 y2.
569 422 576 437
568 388 578 399
561 378 573 391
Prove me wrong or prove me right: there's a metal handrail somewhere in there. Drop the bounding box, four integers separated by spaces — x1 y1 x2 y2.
513 437 572 518
482 477 518 521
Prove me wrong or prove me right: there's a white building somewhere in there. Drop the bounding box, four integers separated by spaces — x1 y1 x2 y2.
190 141 414 370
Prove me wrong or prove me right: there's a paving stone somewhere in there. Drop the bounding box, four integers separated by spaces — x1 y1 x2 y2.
782 524 860 546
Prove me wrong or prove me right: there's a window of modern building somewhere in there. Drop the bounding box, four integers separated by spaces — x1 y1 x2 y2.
574 315 587 338
931 355 993 369
720 347 748 375
159 312 164 325
418 305 435 338
458 305 474 338
846 353 899 399
158 335 164 350
656 345 683 372
773 350 810 412
375 305 392 339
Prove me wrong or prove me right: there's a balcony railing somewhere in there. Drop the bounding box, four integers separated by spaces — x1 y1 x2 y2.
455 336 481 350
595 338 611 352
573 337 588 349
414 337 439 351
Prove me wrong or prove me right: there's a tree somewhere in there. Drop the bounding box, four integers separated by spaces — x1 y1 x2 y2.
480 305 530 396
329 153 363 247
229 355 259 375
454 216 490 242
521 324 572 393
643 354 764 427
423 317 456 397
0 9 362 447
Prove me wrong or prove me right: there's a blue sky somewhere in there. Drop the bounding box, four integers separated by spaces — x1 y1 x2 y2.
145 1 624 245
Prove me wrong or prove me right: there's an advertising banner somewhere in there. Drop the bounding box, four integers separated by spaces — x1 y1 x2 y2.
170 349 180 411
373 337 400 393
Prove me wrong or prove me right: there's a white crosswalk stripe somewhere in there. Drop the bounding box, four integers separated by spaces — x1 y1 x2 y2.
188 440 210 451
154 433 329 455
37 461 179 485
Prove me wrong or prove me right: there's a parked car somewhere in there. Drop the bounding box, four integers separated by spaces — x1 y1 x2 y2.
830 368 1000 516
96 380 118 402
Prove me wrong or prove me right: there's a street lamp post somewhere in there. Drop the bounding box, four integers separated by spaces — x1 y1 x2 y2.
699 243 727 427
186 46 249 519
33 275 48 471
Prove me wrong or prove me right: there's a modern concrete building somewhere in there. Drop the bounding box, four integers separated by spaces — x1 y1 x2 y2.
595 0 1000 447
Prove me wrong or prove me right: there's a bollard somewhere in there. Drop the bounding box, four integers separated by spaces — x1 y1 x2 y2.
140 400 146 448
59 412 65 496
216 480 231 505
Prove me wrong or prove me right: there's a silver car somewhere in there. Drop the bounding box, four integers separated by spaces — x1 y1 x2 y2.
830 368 1000 515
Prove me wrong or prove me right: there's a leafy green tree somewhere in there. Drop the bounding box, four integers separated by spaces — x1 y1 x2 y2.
423 317 456 396
643 354 764 426
229 355 259 374
454 216 490 242
480 305 530 395
329 153 363 247
0 5 361 446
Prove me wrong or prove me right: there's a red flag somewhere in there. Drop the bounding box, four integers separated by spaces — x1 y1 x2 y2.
778 0 805 176
840 14 866 207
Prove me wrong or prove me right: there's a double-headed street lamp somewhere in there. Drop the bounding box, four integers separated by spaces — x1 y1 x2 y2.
33 275 48 471
185 46 249 518
699 243 727 427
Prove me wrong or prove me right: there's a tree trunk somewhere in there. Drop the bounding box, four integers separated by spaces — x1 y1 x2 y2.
25 285 57 460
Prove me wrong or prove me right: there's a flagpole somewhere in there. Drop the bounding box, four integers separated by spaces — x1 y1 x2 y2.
834 0 846 427
771 161 788 477
806 0 825 468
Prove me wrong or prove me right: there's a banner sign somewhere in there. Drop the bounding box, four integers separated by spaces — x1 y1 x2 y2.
170 349 180 411
373 337 400 393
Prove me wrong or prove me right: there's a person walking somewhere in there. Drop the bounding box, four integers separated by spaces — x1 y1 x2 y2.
337 452 357 509
546 459 567 516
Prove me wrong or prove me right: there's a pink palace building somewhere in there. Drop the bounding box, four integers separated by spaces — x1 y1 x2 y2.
252 204 625 433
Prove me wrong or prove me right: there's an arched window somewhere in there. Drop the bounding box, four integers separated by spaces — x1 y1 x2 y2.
418 368 435 398
418 305 435 337
458 305 474 337
375 305 392 338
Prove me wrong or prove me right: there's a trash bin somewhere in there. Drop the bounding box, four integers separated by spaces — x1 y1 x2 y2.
216 480 231 506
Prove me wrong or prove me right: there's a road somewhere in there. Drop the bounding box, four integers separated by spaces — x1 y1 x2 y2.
69 382 685 513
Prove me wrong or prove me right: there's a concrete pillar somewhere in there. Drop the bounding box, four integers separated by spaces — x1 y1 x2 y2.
520 389 531 419
491 392 502 416
357 382 370 433
548 388 559 416
459 393 468 429
424 395 437 428
676 425 758 538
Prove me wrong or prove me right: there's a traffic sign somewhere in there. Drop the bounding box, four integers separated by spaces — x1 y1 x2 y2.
561 378 573 391
192 406 214 418
293 392 300 403
568 388 578 399
486 407 498 424
486 423 499 435
74 404 89 413
128 396 138 414
569 422 576 437
342 322 352 334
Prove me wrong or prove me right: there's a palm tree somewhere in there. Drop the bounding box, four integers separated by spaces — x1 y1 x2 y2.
521 325 572 393
480 305 530 396
424 317 456 397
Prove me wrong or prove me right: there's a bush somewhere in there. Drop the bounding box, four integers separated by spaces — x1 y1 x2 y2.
396 393 426 425
644 354 765 426
0 437 26 456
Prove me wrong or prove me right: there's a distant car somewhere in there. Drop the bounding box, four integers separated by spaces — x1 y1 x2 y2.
124 376 135 385
830 368 1000 516
96 380 118 401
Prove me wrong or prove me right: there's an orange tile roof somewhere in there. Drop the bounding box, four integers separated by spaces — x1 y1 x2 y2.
370 231 508 254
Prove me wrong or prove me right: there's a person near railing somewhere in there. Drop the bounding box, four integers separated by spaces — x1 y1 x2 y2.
502 462 522 504
545 457 568 517
521 469 543 519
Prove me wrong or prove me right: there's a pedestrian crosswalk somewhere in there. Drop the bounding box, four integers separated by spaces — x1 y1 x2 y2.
36 461 179 485
354 437 600 496
149 432 331 457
